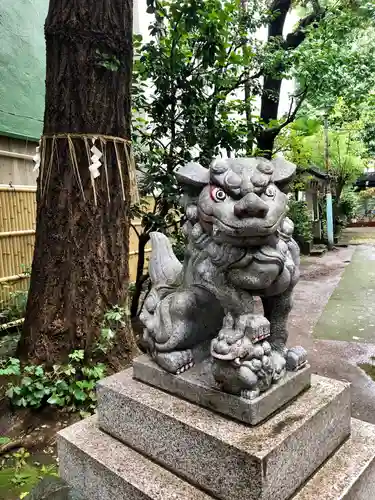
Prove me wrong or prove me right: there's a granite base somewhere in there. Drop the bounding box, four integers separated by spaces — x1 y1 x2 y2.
292 418 375 499
97 369 350 500
58 416 375 500
58 416 213 500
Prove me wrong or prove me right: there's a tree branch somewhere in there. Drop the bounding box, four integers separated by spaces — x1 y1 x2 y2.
135 128 170 151
310 0 322 14
130 223 140 238
283 10 325 50
260 87 308 138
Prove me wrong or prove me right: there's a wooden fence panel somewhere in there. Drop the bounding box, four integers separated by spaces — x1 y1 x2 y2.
0 186 36 303
0 186 151 303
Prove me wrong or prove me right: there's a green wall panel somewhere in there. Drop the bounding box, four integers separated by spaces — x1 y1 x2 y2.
0 0 49 140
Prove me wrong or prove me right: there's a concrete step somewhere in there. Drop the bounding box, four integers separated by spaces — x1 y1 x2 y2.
96 369 351 500
58 416 214 500
58 416 375 500
292 418 375 500
310 244 327 256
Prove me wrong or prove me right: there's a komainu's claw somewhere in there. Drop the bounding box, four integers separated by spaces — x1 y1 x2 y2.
241 388 260 400
286 346 307 371
154 349 194 375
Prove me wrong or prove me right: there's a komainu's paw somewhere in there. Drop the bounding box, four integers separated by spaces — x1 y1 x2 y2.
153 349 194 374
241 388 260 400
286 346 307 371
270 349 286 382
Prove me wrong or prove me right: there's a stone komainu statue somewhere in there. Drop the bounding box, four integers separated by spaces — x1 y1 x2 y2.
140 157 307 399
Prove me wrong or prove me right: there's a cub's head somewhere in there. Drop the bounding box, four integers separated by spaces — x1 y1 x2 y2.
176 157 295 247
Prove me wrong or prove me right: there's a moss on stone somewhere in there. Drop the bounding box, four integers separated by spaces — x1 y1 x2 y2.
359 363 375 381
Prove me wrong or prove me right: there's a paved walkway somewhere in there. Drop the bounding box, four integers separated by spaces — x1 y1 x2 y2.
314 246 375 343
288 244 375 424
342 225 375 245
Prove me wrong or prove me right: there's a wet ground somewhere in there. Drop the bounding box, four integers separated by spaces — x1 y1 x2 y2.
288 226 375 424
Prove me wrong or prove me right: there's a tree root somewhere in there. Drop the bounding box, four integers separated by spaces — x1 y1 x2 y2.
0 434 47 456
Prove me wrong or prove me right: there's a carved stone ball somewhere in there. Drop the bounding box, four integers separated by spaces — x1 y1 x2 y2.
248 358 262 372
279 216 294 238
257 160 274 175
262 355 271 370
210 159 228 175
191 223 203 240
212 339 230 356
144 293 158 313
262 341 271 355
186 205 198 221
253 345 264 359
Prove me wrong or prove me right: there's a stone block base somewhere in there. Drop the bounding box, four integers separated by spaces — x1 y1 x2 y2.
293 418 375 500
133 354 311 425
58 416 213 500
58 416 375 500
96 369 350 500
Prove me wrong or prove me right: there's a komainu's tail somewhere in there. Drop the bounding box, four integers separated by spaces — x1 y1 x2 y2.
148 232 183 288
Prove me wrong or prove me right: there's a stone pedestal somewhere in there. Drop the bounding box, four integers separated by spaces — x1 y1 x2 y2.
58 416 212 500
58 358 375 500
58 415 375 500
96 369 349 500
133 355 311 425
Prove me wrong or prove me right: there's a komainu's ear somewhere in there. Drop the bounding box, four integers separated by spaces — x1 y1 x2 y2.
175 162 210 187
271 157 296 185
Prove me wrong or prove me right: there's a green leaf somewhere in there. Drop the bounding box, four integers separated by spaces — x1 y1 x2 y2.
47 395 65 406
54 380 69 392
34 366 44 377
6 387 14 399
73 389 86 402
68 350 85 362
21 376 33 387
62 365 76 376
80 410 92 419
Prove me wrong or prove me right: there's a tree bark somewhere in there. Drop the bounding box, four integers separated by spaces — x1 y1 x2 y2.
256 1 324 157
131 232 149 318
18 0 135 364
241 0 254 155
257 0 291 157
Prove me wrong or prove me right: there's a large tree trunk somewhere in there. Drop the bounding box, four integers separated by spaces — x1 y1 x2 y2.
256 1 324 157
18 0 135 364
241 0 254 155
257 0 291 158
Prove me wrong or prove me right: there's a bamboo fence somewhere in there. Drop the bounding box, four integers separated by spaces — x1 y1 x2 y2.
0 185 150 304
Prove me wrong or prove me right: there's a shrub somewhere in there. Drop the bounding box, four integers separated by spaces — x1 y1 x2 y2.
0 350 105 414
94 305 129 355
0 290 28 325
338 189 360 221
288 200 313 244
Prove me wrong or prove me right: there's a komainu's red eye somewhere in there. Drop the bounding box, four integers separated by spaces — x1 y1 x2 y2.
210 186 227 202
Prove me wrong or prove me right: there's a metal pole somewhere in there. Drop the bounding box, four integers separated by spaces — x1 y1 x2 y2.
324 114 334 249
